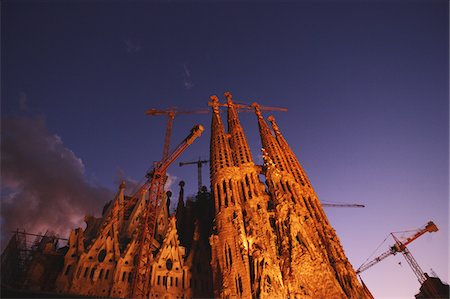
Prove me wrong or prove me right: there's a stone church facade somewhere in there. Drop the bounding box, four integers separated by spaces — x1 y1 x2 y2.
53 180 214 299
2 92 371 299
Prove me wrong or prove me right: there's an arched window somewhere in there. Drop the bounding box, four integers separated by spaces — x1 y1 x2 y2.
98 249 106 262
223 181 228 207
166 259 173 270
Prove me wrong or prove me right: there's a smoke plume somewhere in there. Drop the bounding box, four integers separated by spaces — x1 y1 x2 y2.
1 116 113 248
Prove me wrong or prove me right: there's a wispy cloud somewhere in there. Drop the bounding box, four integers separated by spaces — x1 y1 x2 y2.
18 92 29 111
0 116 113 248
183 63 194 89
124 39 142 53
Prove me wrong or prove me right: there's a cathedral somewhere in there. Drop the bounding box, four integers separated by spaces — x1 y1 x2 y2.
1 92 371 298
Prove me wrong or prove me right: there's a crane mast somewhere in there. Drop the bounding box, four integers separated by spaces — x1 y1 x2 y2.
145 107 209 161
356 221 438 284
179 158 209 193
131 124 204 298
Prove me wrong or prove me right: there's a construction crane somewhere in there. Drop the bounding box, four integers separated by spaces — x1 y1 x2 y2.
356 221 438 285
179 158 209 193
131 124 204 299
228 102 288 112
321 202 365 208
217 91 289 113
145 107 209 161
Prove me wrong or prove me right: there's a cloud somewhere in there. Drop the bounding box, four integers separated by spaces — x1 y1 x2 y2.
0 116 113 248
115 168 141 194
165 173 178 193
124 39 142 53
183 63 191 78
183 63 194 89
18 92 29 111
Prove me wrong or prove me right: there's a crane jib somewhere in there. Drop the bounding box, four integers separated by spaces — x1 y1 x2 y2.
131 124 204 298
356 221 439 281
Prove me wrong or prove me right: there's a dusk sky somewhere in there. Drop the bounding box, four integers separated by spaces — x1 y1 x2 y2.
1 1 448 298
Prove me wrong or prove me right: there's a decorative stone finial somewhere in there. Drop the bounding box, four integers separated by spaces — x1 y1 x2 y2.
252 102 263 119
119 181 126 190
224 91 233 104
209 95 220 113
267 115 280 134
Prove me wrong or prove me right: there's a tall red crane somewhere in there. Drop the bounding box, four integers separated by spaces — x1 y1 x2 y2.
145 107 209 161
131 124 204 298
356 221 438 284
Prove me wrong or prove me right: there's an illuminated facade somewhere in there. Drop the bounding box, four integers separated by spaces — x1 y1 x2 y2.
1 92 370 298
208 92 369 298
53 182 213 298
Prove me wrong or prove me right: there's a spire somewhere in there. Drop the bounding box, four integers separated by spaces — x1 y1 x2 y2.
117 181 125 221
267 115 311 187
176 181 185 217
209 95 234 178
252 102 290 173
225 91 254 166
175 181 186 245
209 94 253 299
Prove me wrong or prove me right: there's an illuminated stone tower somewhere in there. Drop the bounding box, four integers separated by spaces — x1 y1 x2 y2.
266 114 368 298
225 92 285 298
209 93 369 298
252 103 346 298
254 103 368 298
208 95 252 298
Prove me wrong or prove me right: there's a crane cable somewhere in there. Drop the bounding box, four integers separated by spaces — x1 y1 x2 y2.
359 234 391 269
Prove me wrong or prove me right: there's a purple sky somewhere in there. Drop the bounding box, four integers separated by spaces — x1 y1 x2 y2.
2 1 448 297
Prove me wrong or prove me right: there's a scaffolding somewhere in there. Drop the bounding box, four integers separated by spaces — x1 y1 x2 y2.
1 230 67 290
